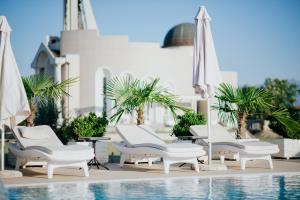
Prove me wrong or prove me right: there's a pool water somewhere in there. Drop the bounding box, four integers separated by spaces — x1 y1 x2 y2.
5 175 300 200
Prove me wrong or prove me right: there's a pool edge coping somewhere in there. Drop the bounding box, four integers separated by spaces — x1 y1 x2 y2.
4 171 300 188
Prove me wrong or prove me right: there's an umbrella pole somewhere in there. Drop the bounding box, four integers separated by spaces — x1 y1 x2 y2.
0 125 4 171
207 97 212 165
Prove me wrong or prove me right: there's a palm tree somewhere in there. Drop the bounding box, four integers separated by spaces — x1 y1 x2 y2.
106 76 189 125
22 74 77 126
213 83 300 138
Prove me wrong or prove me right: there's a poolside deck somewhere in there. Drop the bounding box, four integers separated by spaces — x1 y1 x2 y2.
2 158 300 187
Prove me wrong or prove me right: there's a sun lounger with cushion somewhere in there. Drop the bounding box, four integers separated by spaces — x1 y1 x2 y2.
190 124 279 169
113 125 206 174
9 125 94 178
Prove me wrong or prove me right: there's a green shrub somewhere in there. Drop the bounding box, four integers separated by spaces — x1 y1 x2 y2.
62 112 109 140
172 111 206 137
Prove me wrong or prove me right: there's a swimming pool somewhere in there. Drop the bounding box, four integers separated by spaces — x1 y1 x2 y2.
5 175 300 200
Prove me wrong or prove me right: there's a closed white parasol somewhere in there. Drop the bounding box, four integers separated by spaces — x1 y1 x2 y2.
0 16 30 171
192 6 223 168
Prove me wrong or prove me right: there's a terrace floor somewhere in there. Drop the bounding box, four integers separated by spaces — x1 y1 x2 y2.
2 158 300 187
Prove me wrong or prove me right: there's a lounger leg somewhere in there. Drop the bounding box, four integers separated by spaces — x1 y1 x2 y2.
240 158 247 170
193 158 199 173
120 154 126 168
48 164 54 179
15 158 22 170
82 162 89 177
220 155 225 164
267 155 273 169
234 153 240 161
148 158 153 167
163 159 170 174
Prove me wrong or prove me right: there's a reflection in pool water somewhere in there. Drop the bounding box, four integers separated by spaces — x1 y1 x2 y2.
6 175 300 200
0 180 7 200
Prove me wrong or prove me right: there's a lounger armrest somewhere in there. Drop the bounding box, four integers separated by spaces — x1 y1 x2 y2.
177 136 208 140
237 139 259 142
176 136 208 144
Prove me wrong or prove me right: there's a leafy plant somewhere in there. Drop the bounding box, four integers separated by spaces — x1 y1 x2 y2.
106 75 189 125
269 108 300 139
213 83 300 139
62 112 108 140
22 74 77 126
172 111 206 137
263 78 300 139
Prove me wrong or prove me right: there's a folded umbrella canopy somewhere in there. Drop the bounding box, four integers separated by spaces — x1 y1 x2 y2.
0 16 30 171
192 6 222 165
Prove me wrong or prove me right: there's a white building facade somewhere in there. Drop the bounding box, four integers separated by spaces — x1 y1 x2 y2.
31 0 237 128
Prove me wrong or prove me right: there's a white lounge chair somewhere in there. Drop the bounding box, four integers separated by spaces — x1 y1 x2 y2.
190 124 279 170
9 125 94 178
113 125 206 174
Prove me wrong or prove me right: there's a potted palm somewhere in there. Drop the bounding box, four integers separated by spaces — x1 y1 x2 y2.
106 76 188 125
213 83 300 139
22 74 77 127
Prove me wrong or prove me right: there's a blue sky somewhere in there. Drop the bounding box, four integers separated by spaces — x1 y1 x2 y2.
1 0 300 86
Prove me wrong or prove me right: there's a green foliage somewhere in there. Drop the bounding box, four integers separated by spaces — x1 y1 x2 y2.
264 78 298 108
62 112 109 140
213 83 300 138
22 74 78 106
22 74 78 126
106 75 189 123
172 111 206 137
263 78 300 139
34 100 58 129
269 108 300 139
213 83 273 128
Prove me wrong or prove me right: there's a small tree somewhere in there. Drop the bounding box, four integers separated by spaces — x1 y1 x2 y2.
213 83 300 139
22 74 77 126
106 76 188 125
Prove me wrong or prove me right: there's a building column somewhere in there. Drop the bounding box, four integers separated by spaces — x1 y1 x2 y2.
61 63 70 123
54 63 63 127
54 63 62 83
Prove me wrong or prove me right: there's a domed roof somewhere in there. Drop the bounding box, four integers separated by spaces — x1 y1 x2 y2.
163 23 194 48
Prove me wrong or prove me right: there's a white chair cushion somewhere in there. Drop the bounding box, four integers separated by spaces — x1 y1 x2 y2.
25 145 93 156
165 143 203 153
19 125 51 139
116 125 167 149
215 141 278 152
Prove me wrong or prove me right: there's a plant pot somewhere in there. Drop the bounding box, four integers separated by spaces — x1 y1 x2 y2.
270 138 300 159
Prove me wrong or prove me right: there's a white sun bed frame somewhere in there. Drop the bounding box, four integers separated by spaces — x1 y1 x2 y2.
9 125 94 178
113 125 206 174
190 124 279 170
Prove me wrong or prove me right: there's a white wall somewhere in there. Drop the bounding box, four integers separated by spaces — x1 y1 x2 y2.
64 54 80 118
60 30 238 122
